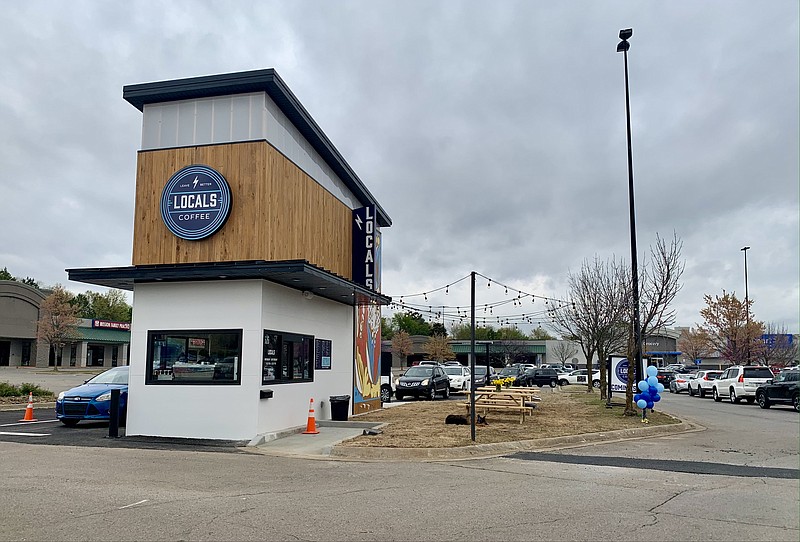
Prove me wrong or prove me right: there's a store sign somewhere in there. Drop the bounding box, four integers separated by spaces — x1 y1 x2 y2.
160 165 232 241
609 356 629 393
352 205 380 291
92 320 131 331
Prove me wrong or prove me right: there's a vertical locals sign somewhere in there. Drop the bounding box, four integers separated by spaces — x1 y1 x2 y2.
352 205 380 292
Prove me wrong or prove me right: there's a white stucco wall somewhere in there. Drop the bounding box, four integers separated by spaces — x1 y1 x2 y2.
126 280 354 441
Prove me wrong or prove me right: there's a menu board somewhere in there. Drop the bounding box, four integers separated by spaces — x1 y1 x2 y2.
315 339 332 370
262 332 280 384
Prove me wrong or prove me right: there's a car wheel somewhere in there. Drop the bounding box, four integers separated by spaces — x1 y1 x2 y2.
669 383 675 393
756 391 770 409
699 387 706 398
793 394 799 412
729 388 739 404
444 386 450 399
689 385 695 396
537 383 544 388
592 380 600 389
428 387 436 401
549 380 557 388
60 419 79 427
713 388 721 402
559 379 569 386
380 385 392 403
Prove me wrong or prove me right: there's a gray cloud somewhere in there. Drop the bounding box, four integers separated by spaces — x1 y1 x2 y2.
1 0 797 331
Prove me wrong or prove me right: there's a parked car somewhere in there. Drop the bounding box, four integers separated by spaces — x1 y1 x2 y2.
416 360 444 367
496 366 526 386
755 368 799 411
443 365 471 391
668 373 696 393
395 365 450 401
712 365 774 404
55 366 129 426
522 367 559 388
688 370 723 397
656 369 676 388
380 370 395 403
559 369 601 388
471 365 492 388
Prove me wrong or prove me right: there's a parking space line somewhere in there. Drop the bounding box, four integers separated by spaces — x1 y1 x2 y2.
0 431 51 437
0 420 60 427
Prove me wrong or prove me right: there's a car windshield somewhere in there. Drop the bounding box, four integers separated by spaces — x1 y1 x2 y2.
444 367 463 375
705 372 721 379
499 368 517 376
87 367 129 385
404 367 433 377
473 367 488 375
743 368 774 379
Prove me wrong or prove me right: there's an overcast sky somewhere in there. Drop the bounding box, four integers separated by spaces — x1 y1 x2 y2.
1 1 797 334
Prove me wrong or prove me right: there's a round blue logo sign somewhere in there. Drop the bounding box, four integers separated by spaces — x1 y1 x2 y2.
160 165 232 240
615 359 629 383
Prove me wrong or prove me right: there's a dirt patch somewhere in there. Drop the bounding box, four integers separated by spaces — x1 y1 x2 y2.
341 388 678 448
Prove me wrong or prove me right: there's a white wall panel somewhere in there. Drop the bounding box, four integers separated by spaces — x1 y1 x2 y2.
126 280 355 441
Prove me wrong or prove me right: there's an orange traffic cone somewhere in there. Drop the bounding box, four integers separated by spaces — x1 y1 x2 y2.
302 398 319 434
19 392 38 422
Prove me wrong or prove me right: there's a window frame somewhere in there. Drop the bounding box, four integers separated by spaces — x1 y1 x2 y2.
262 329 315 385
145 329 243 386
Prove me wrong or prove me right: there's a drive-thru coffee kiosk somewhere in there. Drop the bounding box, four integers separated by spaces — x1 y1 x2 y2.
69 69 390 441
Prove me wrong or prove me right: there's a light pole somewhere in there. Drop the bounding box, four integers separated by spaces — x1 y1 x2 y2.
617 28 644 385
741 246 750 362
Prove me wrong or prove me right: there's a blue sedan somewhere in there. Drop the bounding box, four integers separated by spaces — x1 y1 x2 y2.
55 366 129 426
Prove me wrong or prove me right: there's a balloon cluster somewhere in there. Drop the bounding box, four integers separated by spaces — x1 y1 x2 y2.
635 365 664 413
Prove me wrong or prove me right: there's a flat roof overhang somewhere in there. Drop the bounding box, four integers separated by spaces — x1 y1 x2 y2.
67 260 391 307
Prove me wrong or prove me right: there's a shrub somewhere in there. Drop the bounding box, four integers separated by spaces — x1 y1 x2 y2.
19 383 52 397
0 382 19 397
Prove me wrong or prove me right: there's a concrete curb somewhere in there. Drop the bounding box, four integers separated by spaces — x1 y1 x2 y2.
328 418 703 462
0 401 56 412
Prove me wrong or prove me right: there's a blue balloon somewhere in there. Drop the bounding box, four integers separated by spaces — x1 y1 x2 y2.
646 401 654 409
638 380 649 392
634 393 642 402
636 399 647 409
647 376 658 387
646 365 658 377
656 383 665 393
653 394 661 403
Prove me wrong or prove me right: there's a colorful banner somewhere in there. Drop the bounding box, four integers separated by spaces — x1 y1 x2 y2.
353 301 381 414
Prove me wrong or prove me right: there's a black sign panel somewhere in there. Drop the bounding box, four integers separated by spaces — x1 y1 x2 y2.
262 333 280 384
315 339 332 370
352 205 379 291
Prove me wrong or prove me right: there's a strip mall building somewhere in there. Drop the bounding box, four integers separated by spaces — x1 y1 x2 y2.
69 69 391 441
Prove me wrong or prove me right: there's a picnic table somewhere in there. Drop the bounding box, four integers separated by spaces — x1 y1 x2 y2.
462 386 542 423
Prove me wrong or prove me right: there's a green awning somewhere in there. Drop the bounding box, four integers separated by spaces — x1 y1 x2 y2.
72 327 131 344
450 344 546 354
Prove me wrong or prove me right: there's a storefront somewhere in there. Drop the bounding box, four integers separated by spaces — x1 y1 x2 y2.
0 281 130 368
69 69 391 441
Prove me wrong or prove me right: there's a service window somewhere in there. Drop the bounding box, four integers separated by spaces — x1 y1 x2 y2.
146 330 242 385
262 330 314 385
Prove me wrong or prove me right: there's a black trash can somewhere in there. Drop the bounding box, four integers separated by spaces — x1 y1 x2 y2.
329 395 351 421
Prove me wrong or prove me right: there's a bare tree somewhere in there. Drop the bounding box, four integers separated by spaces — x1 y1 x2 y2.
37 285 80 371
551 257 626 396
551 341 579 365
677 327 713 365
391 330 414 368
756 323 798 367
423 334 455 362
619 233 685 415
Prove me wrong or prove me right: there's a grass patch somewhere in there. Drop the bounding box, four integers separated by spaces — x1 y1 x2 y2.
341 387 678 449
0 381 55 400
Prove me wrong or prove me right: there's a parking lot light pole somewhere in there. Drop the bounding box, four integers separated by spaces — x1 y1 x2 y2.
617 28 644 383
741 246 751 363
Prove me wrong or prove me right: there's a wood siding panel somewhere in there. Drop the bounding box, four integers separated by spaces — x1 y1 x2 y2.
132 141 352 278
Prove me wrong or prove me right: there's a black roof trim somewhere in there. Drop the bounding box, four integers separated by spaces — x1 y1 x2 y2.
67 260 391 307
123 69 390 227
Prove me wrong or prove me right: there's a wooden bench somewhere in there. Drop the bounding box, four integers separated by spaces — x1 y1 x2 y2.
461 401 535 424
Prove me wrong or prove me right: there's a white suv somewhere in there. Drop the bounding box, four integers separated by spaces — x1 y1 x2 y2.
712 365 774 404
